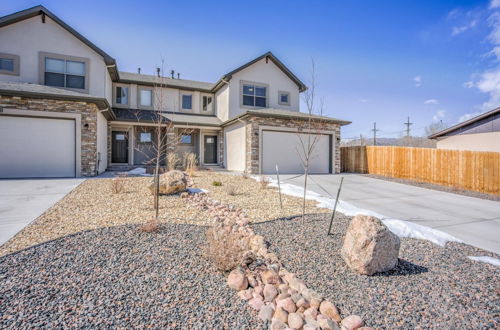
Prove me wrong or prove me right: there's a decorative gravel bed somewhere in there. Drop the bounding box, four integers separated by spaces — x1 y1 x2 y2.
0 223 263 329
192 171 329 222
253 214 500 329
0 177 212 257
363 174 500 202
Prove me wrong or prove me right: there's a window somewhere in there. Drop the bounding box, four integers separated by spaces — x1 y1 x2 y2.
0 53 19 76
278 91 290 106
116 86 129 105
139 132 152 143
202 95 213 112
44 57 86 89
181 94 192 110
180 133 193 145
139 89 153 108
242 83 267 107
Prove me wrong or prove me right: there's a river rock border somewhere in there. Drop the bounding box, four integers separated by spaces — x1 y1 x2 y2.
184 192 372 330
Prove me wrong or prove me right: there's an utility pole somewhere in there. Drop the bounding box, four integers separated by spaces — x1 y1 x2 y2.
371 122 379 146
404 116 413 137
359 134 364 146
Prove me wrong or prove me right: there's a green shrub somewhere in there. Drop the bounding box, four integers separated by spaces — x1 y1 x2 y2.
212 180 222 186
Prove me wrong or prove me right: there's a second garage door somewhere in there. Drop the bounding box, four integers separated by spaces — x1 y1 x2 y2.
0 115 76 178
261 130 331 174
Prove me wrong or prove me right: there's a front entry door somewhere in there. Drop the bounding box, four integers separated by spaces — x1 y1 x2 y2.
203 135 217 164
112 131 128 163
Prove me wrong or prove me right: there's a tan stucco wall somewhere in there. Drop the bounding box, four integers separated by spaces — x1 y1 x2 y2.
436 132 500 152
215 84 229 122
227 58 300 120
0 16 112 102
224 121 246 171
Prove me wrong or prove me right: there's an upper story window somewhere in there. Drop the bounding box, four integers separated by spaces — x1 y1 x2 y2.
0 53 20 76
202 95 213 112
115 86 129 105
242 83 267 108
181 94 192 110
42 54 87 91
278 91 290 106
138 88 153 109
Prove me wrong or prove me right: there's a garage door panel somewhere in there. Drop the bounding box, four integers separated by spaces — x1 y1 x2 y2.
262 131 331 174
0 116 76 178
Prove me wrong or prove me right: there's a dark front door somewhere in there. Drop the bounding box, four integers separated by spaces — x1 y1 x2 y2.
112 131 128 163
203 135 217 164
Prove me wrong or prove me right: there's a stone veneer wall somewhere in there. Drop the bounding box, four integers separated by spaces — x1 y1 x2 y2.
0 95 99 176
244 115 341 174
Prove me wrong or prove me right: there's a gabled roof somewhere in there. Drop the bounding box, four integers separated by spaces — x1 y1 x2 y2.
119 72 214 92
0 5 119 80
222 108 351 127
211 52 307 93
429 107 500 139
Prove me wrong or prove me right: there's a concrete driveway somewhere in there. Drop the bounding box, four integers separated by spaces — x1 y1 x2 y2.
278 174 500 254
0 178 84 247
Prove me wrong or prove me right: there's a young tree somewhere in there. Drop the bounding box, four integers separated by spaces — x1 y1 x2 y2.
294 60 328 221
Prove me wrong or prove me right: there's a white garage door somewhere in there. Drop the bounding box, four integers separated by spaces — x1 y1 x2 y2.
0 115 76 178
261 130 331 174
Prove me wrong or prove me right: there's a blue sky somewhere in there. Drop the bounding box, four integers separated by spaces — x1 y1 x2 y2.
2 0 500 138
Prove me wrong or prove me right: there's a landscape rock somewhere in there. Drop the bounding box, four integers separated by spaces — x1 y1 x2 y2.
249 297 264 310
273 307 289 323
151 170 188 195
288 312 304 329
270 318 287 330
341 215 400 275
320 300 342 322
264 284 279 302
227 269 248 291
318 317 340 330
258 305 274 322
262 269 280 285
341 315 364 330
237 289 253 300
277 297 297 313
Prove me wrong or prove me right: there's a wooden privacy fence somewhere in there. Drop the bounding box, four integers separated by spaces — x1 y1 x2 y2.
341 146 500 195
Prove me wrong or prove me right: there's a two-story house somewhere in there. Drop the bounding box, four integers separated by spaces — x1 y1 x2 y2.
0 5 350 178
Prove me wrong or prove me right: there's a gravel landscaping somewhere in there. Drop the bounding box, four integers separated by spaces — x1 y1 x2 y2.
363 174 500 202
192 171 329 222
0 177 212 257
0 223 263 329
254 214 500 329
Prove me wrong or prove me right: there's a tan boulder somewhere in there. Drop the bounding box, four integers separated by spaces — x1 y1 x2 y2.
341 215 400 275
150 170 188 195
227 269 248 291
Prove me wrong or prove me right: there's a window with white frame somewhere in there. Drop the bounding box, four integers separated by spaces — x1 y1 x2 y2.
139 132 152 143
278 91 290 106
139 89 153 108
115 86 129 105
202 95 213 112
180 133 193 145
181 94 192 110
242 83 267 107
0 53 19 76
44 56 86 90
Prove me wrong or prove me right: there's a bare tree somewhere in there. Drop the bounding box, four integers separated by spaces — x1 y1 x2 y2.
425 121 446 136
294 60 328 221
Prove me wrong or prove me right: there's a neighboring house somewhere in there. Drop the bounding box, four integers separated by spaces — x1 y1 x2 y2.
429 107 500 153
0 5 350 178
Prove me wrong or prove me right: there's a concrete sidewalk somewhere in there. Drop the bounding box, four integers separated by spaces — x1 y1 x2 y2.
278 174 500 254
0 178 84 247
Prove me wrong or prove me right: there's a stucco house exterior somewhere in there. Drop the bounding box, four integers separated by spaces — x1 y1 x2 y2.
429 107 500 153
0 5 350 178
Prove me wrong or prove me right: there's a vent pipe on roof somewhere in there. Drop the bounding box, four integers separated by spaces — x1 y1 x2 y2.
138 67 141 74
156 67 160 77
170 70 175 79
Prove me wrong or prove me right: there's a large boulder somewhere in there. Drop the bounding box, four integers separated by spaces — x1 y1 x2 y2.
341 215 400 275
150 170 188 195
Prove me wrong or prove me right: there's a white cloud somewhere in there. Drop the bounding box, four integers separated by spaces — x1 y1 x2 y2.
424 99 439 105
451 19 478 36
459 111 482 122
491 0 500 9
463 81 475 88
414 75 422 87
432 110 446 121
359 98 369 103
